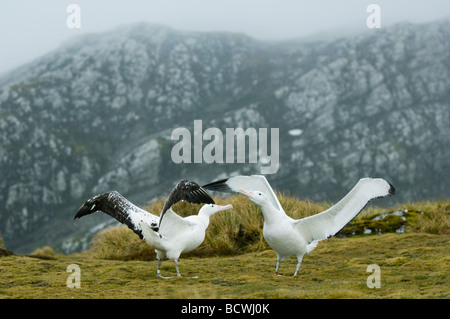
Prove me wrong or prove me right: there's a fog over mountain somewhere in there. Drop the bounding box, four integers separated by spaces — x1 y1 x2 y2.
0 18 449 253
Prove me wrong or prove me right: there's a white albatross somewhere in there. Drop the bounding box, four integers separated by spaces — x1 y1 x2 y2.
203 175 395 276
74 179 232 278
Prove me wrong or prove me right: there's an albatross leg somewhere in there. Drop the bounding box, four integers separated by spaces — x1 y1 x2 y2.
293 255 303 276
157 258 171 279
174 258 198 279
274 256 282 276
174 258 182 277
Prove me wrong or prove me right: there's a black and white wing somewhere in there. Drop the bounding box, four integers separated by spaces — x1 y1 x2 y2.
158 180 215 227
74 191 158 239
203 175 284 212
294 178 395 245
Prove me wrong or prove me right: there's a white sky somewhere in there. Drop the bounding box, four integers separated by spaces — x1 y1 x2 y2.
0 0 449 75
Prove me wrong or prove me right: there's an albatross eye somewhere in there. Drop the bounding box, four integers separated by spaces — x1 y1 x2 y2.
258 193 262 196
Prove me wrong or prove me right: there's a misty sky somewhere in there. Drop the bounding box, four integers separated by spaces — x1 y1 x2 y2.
1 0 449 75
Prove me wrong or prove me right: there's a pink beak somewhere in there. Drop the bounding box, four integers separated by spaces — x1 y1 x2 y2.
238 189 254 197
215 204 233 211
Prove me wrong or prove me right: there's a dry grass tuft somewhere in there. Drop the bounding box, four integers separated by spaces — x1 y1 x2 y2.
29 246 57 260
401 200 450 235
89 226 155 260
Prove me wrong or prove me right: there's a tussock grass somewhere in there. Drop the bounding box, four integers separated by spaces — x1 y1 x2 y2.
0 234 15 257
400 200 450 235
29 246 57 260
89 226 154 260
87 193 449 260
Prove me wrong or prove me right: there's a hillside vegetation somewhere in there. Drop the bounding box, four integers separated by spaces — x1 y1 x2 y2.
0 195 448 299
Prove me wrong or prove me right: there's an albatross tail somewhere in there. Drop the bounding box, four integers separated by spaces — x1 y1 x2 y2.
139 221 166 251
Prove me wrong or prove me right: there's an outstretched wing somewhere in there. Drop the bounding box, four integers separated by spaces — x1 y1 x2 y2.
294 178 395 245
74 191 159 239
158 180 214 227
203 175 284 212
158 207 197 239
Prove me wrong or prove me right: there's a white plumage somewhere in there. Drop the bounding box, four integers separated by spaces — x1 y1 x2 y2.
203 175 395 276
75 180 232 278
140 204 232 278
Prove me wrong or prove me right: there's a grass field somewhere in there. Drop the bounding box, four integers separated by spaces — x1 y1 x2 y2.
0 196 449 299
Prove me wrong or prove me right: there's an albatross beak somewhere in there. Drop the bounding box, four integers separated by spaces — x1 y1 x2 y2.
216 204 233 211
238 189 254 197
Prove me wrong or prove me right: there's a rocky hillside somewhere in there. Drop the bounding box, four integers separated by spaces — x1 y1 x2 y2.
0 20 449 253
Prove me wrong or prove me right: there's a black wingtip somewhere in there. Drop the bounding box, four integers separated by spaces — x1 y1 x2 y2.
202 178 233 193
388 182 395 196
74 198 98 220
74 206 83 219
201 186 215 204
74 205 87 220
187 186 215 204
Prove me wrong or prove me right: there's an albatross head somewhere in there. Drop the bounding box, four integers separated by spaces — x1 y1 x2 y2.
238 189 269 206
199 203 233 217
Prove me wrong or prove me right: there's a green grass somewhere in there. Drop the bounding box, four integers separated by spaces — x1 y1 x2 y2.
0 233 448 299
0 196 449 299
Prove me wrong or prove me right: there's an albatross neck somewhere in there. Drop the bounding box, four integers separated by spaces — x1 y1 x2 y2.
258 201 281 224
196 212 211 229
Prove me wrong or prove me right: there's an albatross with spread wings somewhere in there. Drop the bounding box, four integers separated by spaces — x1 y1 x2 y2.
74 179 232 278
203 175 394 276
